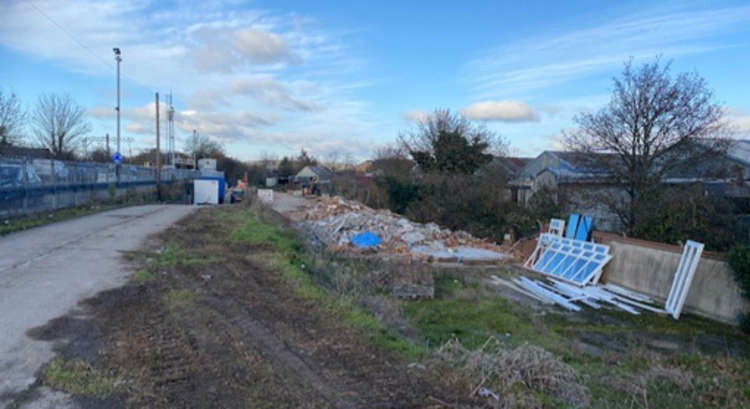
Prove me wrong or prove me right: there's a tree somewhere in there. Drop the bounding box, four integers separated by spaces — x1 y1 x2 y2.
31 93 91 158
399 109 504 174
185 131 223 160
0 89 26 145
295 148 317 169
277 156 295 176
564 59 730 233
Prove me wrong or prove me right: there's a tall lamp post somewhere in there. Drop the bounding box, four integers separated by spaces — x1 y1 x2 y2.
113 47 122 180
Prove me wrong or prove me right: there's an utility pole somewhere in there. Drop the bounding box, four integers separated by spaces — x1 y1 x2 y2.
168 92 175 166
155 92 161 199
192 129 197 169
105 133 110 158
113 47 122 181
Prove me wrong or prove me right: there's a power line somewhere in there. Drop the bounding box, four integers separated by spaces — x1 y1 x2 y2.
28 1 114 70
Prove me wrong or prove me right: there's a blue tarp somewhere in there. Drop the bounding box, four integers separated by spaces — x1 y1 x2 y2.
351 232 382 249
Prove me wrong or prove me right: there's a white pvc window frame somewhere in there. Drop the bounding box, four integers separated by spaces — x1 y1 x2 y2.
665 240 704 319
524 233 612 286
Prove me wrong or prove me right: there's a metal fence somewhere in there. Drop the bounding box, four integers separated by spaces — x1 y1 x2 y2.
0 157 199 216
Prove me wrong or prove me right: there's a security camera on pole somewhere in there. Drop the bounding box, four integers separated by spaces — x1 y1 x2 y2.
113 47 123 180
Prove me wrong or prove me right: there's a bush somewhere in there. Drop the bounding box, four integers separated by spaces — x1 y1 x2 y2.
728 244 750 333
632 185 737 251
728 244 750 298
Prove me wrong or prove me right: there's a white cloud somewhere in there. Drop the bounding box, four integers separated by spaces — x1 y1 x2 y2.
191 26 300 73
461 100 539 122
232 28 299 65
726 107 750 135
401 110 428 123
231 78 318 111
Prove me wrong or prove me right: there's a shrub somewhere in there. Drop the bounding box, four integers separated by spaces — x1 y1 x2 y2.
728 244 750 298
728 244 750 333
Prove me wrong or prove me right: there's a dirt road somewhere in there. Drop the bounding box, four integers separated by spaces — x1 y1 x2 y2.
0 205 196 408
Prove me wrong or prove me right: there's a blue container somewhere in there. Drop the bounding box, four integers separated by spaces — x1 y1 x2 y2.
197 176 226 203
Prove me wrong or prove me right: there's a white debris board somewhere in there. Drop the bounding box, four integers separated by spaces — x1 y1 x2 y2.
258 189 274 204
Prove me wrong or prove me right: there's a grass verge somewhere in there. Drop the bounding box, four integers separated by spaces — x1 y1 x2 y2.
41 358 122 396
230 207 427 360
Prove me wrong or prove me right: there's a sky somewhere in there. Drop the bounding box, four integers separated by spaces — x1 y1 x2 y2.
1 0 750 162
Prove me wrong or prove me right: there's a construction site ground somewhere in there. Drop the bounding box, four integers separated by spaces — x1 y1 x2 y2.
7 203 750 408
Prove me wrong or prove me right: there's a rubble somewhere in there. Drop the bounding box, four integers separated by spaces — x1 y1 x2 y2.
289 196 507 263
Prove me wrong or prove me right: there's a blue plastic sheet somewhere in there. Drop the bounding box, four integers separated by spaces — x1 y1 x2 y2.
351 232 381 248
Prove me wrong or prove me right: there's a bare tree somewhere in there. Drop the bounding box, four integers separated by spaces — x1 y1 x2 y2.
184 131 224 160
31 93 91 158
0 89 26 145
564 59 730 233
399 109 507 174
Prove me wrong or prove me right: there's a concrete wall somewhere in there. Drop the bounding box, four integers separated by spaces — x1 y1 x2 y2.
594 232 749 324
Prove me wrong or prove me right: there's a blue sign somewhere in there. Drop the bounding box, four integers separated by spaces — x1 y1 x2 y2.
112 151 122 164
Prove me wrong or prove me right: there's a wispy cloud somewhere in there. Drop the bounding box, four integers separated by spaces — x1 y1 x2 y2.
465 4 750 98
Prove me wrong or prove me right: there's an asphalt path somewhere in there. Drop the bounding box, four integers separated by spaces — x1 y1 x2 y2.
0 205 196 408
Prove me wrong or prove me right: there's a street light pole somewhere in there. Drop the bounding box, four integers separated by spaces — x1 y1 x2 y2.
113 48 121 156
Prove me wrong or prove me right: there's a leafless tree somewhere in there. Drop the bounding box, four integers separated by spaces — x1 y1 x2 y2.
31 93 91 158
0 89 26 145
184 131 224 160
564 59 731 233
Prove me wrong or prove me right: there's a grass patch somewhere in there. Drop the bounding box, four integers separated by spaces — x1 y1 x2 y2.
156 243 219 269
132 269 155 283
0 206 107 236
42 358 121 396
162 288 194 310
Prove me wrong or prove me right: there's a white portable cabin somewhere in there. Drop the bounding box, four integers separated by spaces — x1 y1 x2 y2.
194 179 219 204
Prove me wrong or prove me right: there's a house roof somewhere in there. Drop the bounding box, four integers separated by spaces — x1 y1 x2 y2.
296 165 334 179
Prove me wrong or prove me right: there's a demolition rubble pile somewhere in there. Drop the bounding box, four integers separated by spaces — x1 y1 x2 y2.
290 196 506 263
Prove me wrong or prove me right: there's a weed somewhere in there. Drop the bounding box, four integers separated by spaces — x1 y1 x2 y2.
428 338 589 408
162 289 194 310
42 358 121 396
156 243 218 269
132 269 155 283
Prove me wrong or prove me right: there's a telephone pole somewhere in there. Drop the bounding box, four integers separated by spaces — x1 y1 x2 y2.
155 92 161 199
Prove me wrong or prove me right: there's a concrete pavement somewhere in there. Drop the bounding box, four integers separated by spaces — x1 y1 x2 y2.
0 205 196 408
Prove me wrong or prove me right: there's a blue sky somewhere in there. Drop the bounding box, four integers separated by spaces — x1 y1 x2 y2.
1 0 749 162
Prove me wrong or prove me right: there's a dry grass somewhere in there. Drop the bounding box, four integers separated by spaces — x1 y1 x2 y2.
428 337 590 408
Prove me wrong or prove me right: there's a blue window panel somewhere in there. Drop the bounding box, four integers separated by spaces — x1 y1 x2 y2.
573 261 600 284
566 214 580 238
575 215 593 241
535 250 555 270
542 252 567 274
564 259 588 280
552 255 577 276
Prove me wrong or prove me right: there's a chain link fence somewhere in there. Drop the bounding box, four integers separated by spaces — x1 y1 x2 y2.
0 157 199 217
